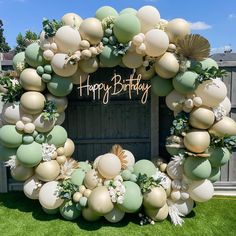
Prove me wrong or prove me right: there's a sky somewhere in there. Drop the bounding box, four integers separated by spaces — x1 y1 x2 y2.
0 0 236 53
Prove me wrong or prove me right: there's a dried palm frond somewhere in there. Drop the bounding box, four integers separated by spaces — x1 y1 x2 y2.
176 34 210 61
110 144 128 169
185 151 210 158
167 199 185 226
57 158 80 180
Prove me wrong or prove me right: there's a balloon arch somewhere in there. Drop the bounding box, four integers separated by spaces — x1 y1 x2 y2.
0 5 236 226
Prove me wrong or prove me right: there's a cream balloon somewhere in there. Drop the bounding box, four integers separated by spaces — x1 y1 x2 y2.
2 102 23 124
61 13 83 29
63 138 75 157
137 6 161 33
144 29 169 57
122 52 143 69
43 49 54 61
55 26 81 53
216 96 231 116
188 179 214 202
39 181 64 209
97 153 121 179
165 90 185 112
55 112 65 125
51 53 78 77
69 67 89 85
11 165 34 181
123 150 135 168
84 169 100 190
174 199 194 216
46 94 68 113
33 113 55 133
23 176 41 200
78 58 99 73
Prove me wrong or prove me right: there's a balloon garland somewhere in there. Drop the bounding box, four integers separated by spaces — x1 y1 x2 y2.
1 5 236 226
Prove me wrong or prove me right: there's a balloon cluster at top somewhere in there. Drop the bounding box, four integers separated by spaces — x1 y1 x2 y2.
0 5 236 227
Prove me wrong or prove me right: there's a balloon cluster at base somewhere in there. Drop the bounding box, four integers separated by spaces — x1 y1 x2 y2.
1 5 236 227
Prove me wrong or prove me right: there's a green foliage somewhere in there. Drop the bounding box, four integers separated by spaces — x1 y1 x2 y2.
15 30 38 53
113 43 130 56
42 18 62 39
136 173 161 194
170 112 189 136
42 100 59 121
58 179 78 200
0 19 11 52
210 135 236 153
0 76 23 103
190 62 227 83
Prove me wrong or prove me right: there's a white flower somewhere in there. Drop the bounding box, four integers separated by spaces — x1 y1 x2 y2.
114 175 123 182
42 143 56 161
117 196 124 204
111 195 117 203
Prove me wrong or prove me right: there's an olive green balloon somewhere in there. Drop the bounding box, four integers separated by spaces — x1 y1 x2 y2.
120 8 137 15
25 43 47 68
47 75 73 97
82 207 101 222
117 181 143 213
0 125 23 148
60 200 81 220
22 135 34 144
44 65 53 74
173 71 199 95
113 14 141 43
78 162 92 172
42 207 59 215
71 169 86 186
46 125 68 147
208 147 230 167
12 52 25 71
152 76 174 97
0 145 17 161
208 167 220 183
95 6 118 20
184 156 211 180
16 142 43 167
99 46 122 67
133 160 156 177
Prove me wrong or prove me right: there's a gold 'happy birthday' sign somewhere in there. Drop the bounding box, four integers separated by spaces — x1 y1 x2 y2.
77 73 151 104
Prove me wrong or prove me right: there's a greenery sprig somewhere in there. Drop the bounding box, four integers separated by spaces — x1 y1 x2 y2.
170 112 189 136
210 135 236 152
42 100 59 121
136 173 161 194
42 18 62 39
58 179 78 200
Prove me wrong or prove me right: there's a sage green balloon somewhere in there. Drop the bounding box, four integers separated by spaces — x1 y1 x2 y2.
22 135 34 144
99 45 122 67
117 181 143 213
95 6 118 20
78 162 92 172
104 207 125 223
46 125 68 147
25 43 47 68
199 58 218 70
42 207 59 215
71 169 85 186
16 142 43 167
60 200 81 220
0 125 23 148
173 71 199 95
208 167 220 183
152 76 174 97
47 75 73 97
208 147 230 167
35 133 46 144
12 52 25 71
44 65 53 74
120 8 137 15
0 145 17 161
113 14 141 43
133 159 156 177
184 156 211 180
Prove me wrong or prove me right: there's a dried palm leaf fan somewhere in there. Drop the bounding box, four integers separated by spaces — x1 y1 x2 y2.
57 158 80 180
110 144 128 169
176 34 210 61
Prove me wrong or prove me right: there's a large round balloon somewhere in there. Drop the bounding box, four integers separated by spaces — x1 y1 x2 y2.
78 57 99 73
104 207 125 223
61 13 83 29
47 75 73 97
33 113 55 133
11 164 34 182
122 51 143 69
69 67 89 85
118 181 143 213
144 29 169 57
133 160 157 177
198 58 219 70
99 45 121 67
23 176 41 199
208 167 221 183
165 90 185 111
144 203 169 221
152 75 173 97
16 142 43 167
120 8 137 15
2 102 23 124
64 138 75 157
208 147 231 167
71 169 86 186
46 125 68 147
60 200 81 220
95 6 118 20
55 26 81 53
39 181 64 209
113 14 141 43
12 52 26 74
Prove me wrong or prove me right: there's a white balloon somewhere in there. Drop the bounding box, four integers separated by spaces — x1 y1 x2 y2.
174 198 194 216
165 90 185 112
43 49 54 61
144 29 169 57
216 96 231 115
104 207 125 223
23 176 41 200
2 102 23 124
137 6 161 33
39 181 64 209
61 13 83 29
188 179 214 202
123 150 135 168
93 155 103 169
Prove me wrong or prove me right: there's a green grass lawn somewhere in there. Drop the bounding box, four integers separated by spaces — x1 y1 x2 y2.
0 192 236 236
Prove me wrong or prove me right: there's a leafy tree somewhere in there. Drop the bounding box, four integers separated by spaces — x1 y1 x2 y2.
0 19 11 52
15 30 38 53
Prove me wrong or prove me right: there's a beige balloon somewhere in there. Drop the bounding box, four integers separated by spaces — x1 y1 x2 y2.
88 186 114 215
69 67 89 85
20 68 46 91
184 129 210 153
23 176 41 200
73 192 83 203
63 138 75 157
46 94 68 113
35 160 60 182
2 102 23 124
122 52 143 69
20 92 46 115
78 57 99 74
165 90 185 112
97 153 121 179
84 169 100 190
79 18 104 45
43 49 54 61
55 112 65 125
33 113 55 133
166 18 190 43
51 53 78 77
56 155 67 165
55 26 81 54
144 29 169 57
143 186 167 209
11 164 34 181
189 106 215 129
136 65 155 80
82 207 101 222
217 96 231 115
209 116 236 137
61 13 83 29
144 203 169 221
155 52 179 79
